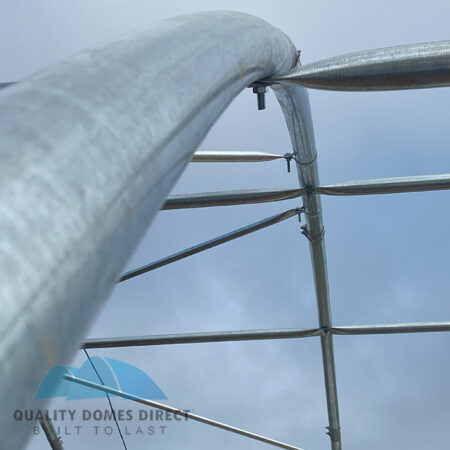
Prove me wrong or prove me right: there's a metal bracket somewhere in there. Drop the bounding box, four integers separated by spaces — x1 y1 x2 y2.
296 206 305 222
300 224 325 243
326 426 342 442
305 185 315 198
300 224 310 239
283 152 302 173
284 153 293 172
295 50 302 67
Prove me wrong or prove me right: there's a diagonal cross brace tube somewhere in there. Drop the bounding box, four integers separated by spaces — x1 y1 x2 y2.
39 418 64 450
119 209 300 282
272 83 342 449
64 375 304 450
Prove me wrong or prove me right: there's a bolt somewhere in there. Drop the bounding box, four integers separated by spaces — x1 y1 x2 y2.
252 86 268 110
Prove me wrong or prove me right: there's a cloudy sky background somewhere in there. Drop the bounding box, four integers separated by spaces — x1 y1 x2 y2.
2 0 450 449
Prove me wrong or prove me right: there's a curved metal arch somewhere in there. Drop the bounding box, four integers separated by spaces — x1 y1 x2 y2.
0 12 297 449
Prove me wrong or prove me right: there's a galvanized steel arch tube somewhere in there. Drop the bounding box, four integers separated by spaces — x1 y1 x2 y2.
0 12 297 449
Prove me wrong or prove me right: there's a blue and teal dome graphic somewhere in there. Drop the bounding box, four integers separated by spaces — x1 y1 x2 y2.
35 357 167 400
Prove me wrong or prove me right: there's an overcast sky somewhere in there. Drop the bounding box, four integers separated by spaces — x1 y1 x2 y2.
3 1 450 449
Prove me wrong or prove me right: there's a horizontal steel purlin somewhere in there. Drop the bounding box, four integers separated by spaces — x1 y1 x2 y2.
270 40 450 91
333 321 450 335
192 151 284 162
318 173 450 196
82 327 322 348
162 188 304 209
64 375 304 450
82 321 450 348
162 174 450 210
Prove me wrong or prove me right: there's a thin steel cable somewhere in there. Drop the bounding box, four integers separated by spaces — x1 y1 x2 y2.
83 349 128 450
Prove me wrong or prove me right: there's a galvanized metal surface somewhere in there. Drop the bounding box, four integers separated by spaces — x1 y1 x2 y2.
119 209 299 282
162 188 303 209
333 321 450 335
162 173 450 210
272 40 450 91
273 83 342 449
0 12 297 449
318 173 450 195
82 321 450 349
83 327 322 348
192 150 284 162
4 10 449 450
64 375 304 450
39 418 64 450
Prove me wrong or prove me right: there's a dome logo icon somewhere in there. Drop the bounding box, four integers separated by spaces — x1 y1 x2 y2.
35 357 167 400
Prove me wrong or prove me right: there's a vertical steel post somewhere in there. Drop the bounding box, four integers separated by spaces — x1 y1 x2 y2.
272 83 342 449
